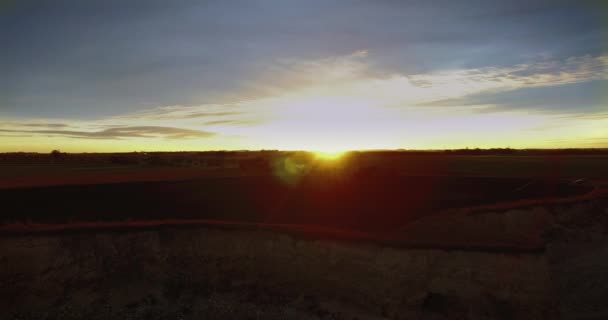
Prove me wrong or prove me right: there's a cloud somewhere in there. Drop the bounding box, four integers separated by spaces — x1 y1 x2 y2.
0 126 215 140
0 102 260 143
18 123 70 128
253 51 608 111
202 119 260 126
102 104 265 130
1 51 606 150
2 0 603 119
0 122 70 129
431 79 608 114
116 106 247 120
408 54 608 104
411 56 608 114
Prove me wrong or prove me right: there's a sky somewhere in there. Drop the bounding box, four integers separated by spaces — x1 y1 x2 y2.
1 0 607 152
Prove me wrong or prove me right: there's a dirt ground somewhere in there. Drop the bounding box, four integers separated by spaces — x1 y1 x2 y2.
1 195 606 319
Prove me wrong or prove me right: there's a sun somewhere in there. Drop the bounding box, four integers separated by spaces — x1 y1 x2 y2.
313 150 347 161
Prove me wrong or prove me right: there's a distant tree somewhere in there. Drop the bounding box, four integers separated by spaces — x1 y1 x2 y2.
50 149 63 163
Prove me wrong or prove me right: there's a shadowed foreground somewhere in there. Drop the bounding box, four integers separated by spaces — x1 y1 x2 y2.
0 174 589 232
1 194 608 319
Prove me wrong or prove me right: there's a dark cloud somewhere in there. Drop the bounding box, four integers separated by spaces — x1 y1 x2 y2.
0 126 215 140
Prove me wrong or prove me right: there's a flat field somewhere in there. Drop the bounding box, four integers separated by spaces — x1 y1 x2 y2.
1 153 604 230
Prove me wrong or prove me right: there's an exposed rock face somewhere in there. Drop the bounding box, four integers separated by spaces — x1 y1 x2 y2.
0 197 606 319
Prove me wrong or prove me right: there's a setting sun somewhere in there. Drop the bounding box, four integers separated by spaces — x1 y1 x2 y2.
2 2 608 318
313 150 347 161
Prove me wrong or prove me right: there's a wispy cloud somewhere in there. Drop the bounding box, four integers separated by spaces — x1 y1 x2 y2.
409 54 608 103
115 106 247 120
1 51 606 150
0 126 215 140
202 119 260 126
0 122 71 129
250 51 608 110
19 123 70 128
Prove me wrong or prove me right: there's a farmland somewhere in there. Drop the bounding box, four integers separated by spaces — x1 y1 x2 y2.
0 151 603 228
1 151 608 319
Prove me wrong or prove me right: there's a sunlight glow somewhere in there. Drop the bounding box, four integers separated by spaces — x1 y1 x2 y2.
2 50 607 152
313 150 347 161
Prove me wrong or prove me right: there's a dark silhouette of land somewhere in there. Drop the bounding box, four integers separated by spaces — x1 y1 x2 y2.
2 149 608 319
1 149 604 227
